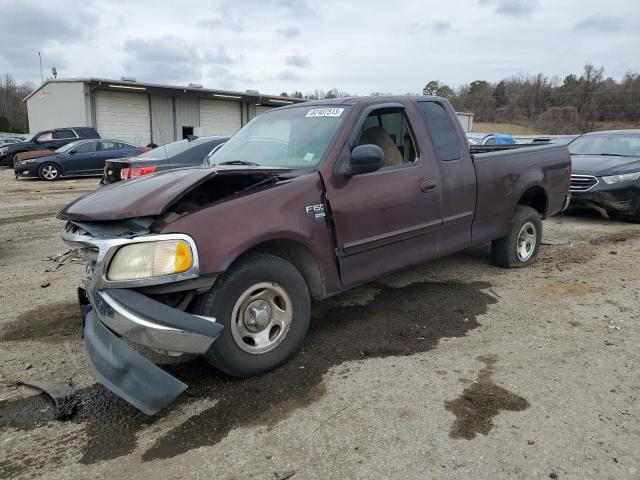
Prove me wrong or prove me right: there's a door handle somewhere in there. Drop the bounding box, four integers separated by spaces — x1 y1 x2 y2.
420 180 438 193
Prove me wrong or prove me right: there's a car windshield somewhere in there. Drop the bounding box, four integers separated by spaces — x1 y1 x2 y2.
568 134 640 157
56 140 85 153
208 105 351 169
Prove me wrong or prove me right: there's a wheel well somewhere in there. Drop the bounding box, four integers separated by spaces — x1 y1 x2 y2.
518 186 547 217
233 239 325 300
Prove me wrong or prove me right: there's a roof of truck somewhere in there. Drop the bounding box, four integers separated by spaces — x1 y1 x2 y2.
277 95 446 109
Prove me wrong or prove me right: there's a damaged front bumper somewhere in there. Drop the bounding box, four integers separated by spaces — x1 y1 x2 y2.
62 224 222 415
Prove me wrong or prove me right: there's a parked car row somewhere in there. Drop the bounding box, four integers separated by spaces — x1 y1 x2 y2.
0 127 100 167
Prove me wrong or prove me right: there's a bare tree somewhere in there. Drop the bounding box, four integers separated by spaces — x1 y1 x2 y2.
0 73 34 133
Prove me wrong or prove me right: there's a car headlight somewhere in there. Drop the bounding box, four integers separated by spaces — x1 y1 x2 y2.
107 240 194 281
18 159 36 165
0 148 7 154
601 171 640 184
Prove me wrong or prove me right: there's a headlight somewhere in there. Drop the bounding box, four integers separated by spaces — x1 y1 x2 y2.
107 240 194 281
601 171 640 184
18 159 36 165
0 148 7 154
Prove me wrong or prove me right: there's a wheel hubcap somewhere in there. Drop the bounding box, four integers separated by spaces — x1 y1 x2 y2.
516 221 537 261
231 282 292 354
42 166 57 179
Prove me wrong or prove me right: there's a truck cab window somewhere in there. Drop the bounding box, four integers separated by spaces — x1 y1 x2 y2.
417 101 462 161
356 108 417 167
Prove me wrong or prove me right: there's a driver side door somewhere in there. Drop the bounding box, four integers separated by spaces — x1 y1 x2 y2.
322 104 443 287
63 141 99 175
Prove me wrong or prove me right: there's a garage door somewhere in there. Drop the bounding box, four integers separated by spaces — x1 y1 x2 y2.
95 91 151 146
199 99 242 136
256 105 274 116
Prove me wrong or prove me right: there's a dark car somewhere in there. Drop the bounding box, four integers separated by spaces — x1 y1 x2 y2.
15 139 144 181
0 127 100 167
568 130 640 221
59 95 570 414
101 136 228 185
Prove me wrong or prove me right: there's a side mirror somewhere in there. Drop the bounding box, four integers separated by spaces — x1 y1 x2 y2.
348 144 385 176
68 149 77 154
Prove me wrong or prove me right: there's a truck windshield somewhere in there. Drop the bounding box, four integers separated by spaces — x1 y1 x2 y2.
208 105 351 169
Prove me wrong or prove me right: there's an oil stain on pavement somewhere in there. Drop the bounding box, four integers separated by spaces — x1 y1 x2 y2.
445 354 529 439
1 279 497 473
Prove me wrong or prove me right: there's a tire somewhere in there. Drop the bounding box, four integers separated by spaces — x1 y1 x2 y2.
38 162 60 181
193 253 311 377
491 206 542 268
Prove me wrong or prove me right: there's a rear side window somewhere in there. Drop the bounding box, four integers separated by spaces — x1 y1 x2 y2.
418 102 462 161
100 141 121 151
53 129 76 139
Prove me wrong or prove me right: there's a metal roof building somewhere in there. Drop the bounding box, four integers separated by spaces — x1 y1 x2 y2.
24 78 305 146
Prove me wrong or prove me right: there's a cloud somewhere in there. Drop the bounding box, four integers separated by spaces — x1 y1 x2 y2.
203 46 237 65
574 15 625 31
122 36 201 84
277 26 300 39
478 0 540 17
273 0 316 18
409 20 452 34
278 70 301 81
199 17 243 32
285 54 310 68
0 2 96 79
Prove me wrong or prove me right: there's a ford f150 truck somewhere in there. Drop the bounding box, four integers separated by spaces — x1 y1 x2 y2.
59 96 571 415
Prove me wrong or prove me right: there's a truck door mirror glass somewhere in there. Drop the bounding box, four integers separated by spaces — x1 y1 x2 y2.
348 144 385 175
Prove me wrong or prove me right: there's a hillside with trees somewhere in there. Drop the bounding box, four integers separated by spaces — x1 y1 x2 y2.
0 74 34 134
424 65 640 134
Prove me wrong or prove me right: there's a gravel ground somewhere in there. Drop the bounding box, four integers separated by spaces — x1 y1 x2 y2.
0 168 639 480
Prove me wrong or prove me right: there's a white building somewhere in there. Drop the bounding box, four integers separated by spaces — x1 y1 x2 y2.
24 78 304 146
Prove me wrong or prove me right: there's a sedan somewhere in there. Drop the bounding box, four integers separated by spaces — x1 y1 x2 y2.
101 136 228 185
14 139 144 181
568 129 640 221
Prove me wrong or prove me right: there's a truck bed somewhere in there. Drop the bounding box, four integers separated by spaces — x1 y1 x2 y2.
471 143 571 243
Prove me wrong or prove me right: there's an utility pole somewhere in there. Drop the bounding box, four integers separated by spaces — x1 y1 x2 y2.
38 51 44 84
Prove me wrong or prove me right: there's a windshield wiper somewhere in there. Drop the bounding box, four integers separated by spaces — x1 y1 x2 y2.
216 160 260 166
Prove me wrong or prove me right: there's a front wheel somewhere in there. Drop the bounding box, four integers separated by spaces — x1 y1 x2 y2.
491 206 542 268
38 162 60 181
193 253 310 377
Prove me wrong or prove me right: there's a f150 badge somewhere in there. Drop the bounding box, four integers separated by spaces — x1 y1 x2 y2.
305 204 325 220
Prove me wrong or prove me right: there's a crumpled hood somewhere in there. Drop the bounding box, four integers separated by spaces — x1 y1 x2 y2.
58 166 289 222
571 154 640 176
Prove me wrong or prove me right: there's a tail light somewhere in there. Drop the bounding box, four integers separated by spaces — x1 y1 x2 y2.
140 147 151 153
120 165 158 180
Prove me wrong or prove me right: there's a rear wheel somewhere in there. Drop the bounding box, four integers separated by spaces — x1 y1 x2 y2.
193 253 310 377
491 206 542 268
38 162 60 181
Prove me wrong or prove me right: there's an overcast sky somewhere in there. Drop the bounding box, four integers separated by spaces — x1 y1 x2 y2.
2 0 639 95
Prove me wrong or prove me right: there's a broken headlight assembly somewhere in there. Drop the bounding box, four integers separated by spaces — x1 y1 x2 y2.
602 171 640 184
107 239 194 281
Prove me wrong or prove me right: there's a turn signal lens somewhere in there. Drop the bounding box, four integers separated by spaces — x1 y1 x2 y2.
107 240 193 281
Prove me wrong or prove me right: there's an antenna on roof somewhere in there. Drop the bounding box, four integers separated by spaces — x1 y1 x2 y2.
38 52 44 84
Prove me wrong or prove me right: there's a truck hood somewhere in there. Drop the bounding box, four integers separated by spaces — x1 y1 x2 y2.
58 166 291 222
571 154 640 176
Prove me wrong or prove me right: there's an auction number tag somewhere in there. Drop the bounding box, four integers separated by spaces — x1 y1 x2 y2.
305 108 344 118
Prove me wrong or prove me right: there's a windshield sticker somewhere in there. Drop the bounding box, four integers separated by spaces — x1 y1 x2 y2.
305 108 344 118
303 152 315 162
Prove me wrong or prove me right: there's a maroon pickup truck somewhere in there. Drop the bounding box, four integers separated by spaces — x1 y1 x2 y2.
59 96 571 414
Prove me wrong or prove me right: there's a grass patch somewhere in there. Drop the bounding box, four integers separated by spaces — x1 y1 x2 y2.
472 122 540 135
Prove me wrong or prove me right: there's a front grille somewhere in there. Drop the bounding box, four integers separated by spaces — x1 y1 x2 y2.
570 175 599 192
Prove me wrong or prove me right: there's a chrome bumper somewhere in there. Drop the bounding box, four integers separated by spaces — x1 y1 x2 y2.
92 289 221 354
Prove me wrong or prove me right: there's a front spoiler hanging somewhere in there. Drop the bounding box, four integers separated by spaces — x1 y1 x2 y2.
84 309 188 415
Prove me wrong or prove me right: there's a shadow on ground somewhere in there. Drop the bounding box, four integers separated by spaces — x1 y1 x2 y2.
1 279 497 475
